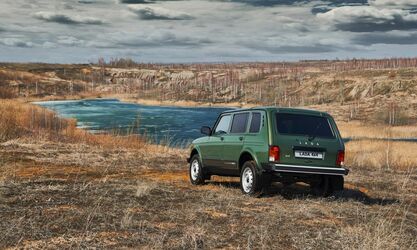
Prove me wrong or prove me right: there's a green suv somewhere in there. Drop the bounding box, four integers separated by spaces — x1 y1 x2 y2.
187 107 349 197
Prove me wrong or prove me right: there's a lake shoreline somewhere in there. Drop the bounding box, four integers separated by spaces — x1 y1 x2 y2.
25 93 252 109
33 98 232 146
24 93 252 109
115 95 252 109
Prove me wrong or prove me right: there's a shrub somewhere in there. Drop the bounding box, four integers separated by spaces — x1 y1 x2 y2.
0 88 16 99
0 100 146 149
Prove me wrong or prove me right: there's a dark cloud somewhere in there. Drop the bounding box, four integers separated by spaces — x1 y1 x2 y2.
369 0 417 8
336 19 417 32
34 12 104 25
78 0 95 4
242 41 336 54
115 32 212 47
227 0 306 7
311 0 368 14
353 32 417 45
119 0 181 4
3 0 417 62
219 0 367 7
0 38 33 48
311 6 331 14
119 0 153 3
128 6 194 20
325 0 368 6
318 6 417 32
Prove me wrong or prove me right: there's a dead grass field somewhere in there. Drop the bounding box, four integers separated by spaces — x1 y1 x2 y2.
0 100 415 249
0 138 416 249
338 121 417 139
2 60 417 125
345 140 417 171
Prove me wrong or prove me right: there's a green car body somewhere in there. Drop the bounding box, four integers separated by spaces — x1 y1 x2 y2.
188 107 349 196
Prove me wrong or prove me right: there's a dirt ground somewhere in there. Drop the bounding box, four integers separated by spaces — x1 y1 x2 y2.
0 139 416 249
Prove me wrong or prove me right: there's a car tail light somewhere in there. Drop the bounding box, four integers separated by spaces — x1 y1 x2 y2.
336 150 345 166
269 146 280 162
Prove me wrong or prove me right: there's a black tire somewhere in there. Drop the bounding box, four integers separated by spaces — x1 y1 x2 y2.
189 154 205 185
330 176 344 192
311 175 344 197
240 161 264 197
310 176 332 197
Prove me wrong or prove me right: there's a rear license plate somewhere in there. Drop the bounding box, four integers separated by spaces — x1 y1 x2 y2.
294 150 323 159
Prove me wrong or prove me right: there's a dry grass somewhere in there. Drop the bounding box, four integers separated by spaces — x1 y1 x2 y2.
345 140 417 171
0 99 416 249
0 87 16 99
338 121 417 139
0 68 39 82
2 60 417 124
0 99 76 141
0 99 153 150
337 203 416 250
0 139 416 249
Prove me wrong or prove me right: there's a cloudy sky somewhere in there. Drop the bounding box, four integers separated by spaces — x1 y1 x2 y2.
1 0 417 63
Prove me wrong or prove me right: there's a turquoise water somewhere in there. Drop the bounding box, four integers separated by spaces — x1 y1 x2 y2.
33 99 417 146
34 99 232 146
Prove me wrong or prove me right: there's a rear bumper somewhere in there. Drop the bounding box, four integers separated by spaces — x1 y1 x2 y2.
263 163 349 176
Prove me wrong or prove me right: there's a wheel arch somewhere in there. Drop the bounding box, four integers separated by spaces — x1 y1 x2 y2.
238 149 260 173
189 146 202 162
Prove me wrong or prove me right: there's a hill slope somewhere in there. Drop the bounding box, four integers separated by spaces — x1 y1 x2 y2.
1 58 416 124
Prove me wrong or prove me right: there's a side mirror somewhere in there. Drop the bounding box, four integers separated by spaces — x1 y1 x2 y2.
200 126 212 136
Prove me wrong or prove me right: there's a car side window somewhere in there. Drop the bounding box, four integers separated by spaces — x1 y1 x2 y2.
249 112 261 133
230 113 249 134
214 115 231 135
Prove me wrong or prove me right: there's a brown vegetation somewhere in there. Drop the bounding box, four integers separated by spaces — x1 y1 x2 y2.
1 58 417 125
0 100 416 249
0 99 156 151
345 140 417 171
1 137 416 249
1 58 417 248
338 121 417 139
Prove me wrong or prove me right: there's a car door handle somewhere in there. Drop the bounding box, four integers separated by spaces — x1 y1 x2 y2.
220 136 224 141
239 136 243 141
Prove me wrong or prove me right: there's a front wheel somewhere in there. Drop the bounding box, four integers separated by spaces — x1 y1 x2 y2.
240 161 265 197
189 155 205 185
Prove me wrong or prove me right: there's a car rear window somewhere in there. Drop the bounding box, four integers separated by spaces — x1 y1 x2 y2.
249 112 261 133
275 113 334 138
230 113 249 134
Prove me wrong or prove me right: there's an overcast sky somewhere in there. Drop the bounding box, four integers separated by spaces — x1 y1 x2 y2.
1 0 417 63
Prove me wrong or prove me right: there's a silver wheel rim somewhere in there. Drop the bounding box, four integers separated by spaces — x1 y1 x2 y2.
191 160 200 181
242 167 254 193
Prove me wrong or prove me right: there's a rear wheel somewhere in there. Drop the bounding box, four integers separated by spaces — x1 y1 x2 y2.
311 175 344 197
310 176 331 197
240 161 265 197
189 155 205 185
330 176 344 192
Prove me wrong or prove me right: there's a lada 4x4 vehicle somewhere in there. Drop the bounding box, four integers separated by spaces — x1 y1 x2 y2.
187 107 349 197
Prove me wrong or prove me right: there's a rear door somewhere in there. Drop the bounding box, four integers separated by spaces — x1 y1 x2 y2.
221 112 249 175
273 112 341 167
244 111 269 163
